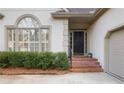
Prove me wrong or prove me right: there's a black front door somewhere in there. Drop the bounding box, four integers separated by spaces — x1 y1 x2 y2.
73 32 84 55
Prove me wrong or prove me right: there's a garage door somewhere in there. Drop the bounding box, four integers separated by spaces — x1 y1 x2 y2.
109 29 124 78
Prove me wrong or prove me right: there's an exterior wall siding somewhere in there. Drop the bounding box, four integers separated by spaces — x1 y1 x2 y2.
87 8 124 68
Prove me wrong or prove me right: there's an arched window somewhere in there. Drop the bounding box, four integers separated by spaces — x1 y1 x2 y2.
17 16 40 28
7 15 49 52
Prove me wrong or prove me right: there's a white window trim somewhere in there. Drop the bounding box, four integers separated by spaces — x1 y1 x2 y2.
5 14 51 52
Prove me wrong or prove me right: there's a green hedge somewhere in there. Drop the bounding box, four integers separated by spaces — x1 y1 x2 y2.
0 52 69 70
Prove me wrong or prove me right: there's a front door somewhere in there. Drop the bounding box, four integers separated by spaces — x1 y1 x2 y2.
73 32 84 55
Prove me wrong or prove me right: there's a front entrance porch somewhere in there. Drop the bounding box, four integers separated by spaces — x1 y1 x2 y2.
68 15 90 56
68 16 103 72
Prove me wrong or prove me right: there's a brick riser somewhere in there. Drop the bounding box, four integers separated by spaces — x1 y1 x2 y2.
70 68 103 72
72 64 101 68
70 56 103 72
72 58 98 61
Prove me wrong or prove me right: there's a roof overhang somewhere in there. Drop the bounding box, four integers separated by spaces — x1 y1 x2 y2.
51 8 109 20
52 8 109 29
0 13 4 19
91 8 109 23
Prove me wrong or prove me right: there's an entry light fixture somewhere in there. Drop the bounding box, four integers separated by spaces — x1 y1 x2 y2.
0 13 4 19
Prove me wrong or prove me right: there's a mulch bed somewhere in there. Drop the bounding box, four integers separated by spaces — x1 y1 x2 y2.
0 68 69 75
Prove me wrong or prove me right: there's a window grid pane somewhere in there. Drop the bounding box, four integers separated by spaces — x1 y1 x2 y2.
8 28 49 52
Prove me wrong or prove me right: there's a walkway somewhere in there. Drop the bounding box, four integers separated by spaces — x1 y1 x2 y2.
0 72 123 84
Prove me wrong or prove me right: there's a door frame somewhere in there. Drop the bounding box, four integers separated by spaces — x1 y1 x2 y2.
70 30 87 55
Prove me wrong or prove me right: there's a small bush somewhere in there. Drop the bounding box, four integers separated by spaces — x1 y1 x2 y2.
0 52 10 68
54 52 69 70
8 52 25 67
34 52 54 69
23 52 38 68
0 51 69 70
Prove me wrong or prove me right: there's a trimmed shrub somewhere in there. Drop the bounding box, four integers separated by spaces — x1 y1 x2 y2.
36 52 55 69
54 52 69 70
0 51 69 70
0 52 10 68
8 52 25 67
23 52 39 68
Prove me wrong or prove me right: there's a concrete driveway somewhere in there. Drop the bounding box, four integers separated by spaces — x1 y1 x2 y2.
0 72 123 84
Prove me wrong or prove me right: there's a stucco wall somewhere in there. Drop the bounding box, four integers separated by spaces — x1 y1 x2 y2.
0 8 67 52
87 8 124 68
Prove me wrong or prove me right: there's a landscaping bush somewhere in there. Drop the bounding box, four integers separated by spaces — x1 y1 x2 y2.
8 52 25 67
23 52 38 68
0 51 69 70
54 52 69 70
36 52 55 69
0 52 10 68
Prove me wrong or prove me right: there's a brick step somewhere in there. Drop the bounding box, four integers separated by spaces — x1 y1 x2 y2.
70 55 103 72
72 56 88 58
70 68 103 72
72 58 98 61
72 61 100 65
72 64 101 68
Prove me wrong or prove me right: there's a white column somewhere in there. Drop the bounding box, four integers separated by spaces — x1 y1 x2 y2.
63 20 69 55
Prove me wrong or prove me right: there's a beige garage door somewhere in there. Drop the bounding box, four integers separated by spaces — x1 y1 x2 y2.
109 29 124 78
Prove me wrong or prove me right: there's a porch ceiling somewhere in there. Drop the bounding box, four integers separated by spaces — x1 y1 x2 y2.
69 17 94 30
